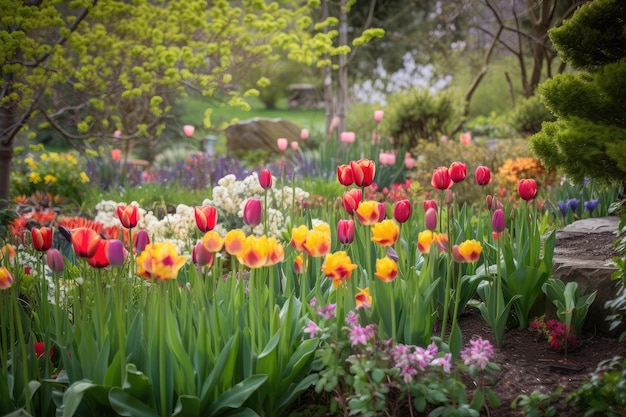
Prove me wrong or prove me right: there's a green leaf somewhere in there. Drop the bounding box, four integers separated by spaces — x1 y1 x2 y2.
469 388 484 410
172 395 200 417
123 364 153 405
61 380 96 417
205 374 268 417
109 387 160 417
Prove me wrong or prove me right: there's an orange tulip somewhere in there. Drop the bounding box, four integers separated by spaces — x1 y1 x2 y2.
71 227 102 258
0 267 13 289
265 237 285 266
370 219 399 247
238 235 269 269
1 244 16 261
202 231 224 253
355 200 380 226
322 251 358 288
294 254 305 274
453 240 483 263
303 228 331 258
355 287 372 309
290 225 308 251
337 164 354 186
224 229 246 256
350 159 376 187
194 205 218 232
375 256 398 282
417 230 435 254
87 239 110 269
31 226 53 252
116 204 140 229
136 242 187 280
342 188 362 216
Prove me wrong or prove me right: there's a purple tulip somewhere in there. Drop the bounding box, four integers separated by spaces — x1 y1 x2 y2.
135 229 150 253
192 241 213 267
46 249 65 274
492 209 505 234
106 239 128 267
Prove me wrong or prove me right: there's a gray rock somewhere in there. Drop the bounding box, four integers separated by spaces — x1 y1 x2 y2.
225 118 301 156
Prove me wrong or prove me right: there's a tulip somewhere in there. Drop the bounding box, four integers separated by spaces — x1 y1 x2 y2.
192 241 213 267
492 209 505 238
294 254 304 274
337 219 355 245
342 189 362 216
46 248 65 273
1 244 16 262
243 198 262 226
517 179 538 201
34 342 53 358
459 132 472 145
350 159 375 187
183 124 195 137
265 237 284 266
435 233 449 252
485 195 502 211
224 229 246 256
300 128 309 140
290 141 299 151
134 229 150 253
111 149 121 161
31 226 53 252
355 287 372 309
431 166 453 190
454 240 483 263
194 205 218 232
258 169 272 189
355 201 380 226
404 156 416 169
322 251 358 288
373 110 384 123
423 199 438 213
375 256 398 282
340 131 355 143
425 207 437 231
237 235 269 269
328 116 340 133
290 225 308 251
379 152 391 166
202 230 224 253
113 129 121 138
475 166 492 186
71 227 102 258
377 202 386 222
337 164 354 186
393 200 411 223
0 267 13 289
449 161 467 183
136 242 187 280
584 199 599 214
371 219 399 247
106 239 128 267
303 228 331 257
116 204 139 229
276 138 288 151
87 239 110 268
387 246 399 262
417 230 435 254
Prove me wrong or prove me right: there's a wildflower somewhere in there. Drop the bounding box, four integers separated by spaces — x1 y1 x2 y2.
350 159 375 187
290 225 309 252
393 199 411 223
449 161 467 183
224 229 246 256
202 231 224 253
79 172 90 183
304 321 321 338
584 199 599 214
243 198 262 226
258 169 272 189
192 241 213 267
371 219 399 246
355 200 380 226
31 226 53 252
517 179 537 201
44 174 57 184
431 353 452 373
71 227 102 258
425 207 437 231
337 164 354 186
46 249 65 273
322 251 357 288
375 256 398 282
317 303 336 319
355 288 372 309
475 166 491 186
194 205 218 232
431 166 453 190
460 338 494 370
337 219 355 245
28 172 42 184
349 324 373 346
342 189 362 216
0 267 13 289
346 310 359 326
237 235 269 268
136 242 187 280
116 204 139 229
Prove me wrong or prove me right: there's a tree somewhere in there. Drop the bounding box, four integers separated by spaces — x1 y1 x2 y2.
530 0 626 186
0 0 324 202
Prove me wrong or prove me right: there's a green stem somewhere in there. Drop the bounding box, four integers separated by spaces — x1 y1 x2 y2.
390 280 397 341
159 283 168 417
14 295 32 415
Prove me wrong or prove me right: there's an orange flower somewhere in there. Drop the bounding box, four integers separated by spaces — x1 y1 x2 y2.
136 242 187 280
290 225 308 251
265 237 284 266
224 229 246 256
0 267 13 289
342 188 362 216
202 231 224 253
322 251 357 288
350 159 376 187
371 219 399 247
294 254 305 274
116 204 140 229
1 244 16 262
453 239 483 263
303 228 331 257
194 205 218 232
87 239 110 269
31 226 53 252
238 235 269 269
375 256 398 282
71 227 102 259
355 287 372 309
417 230 434 254
355 200 380 225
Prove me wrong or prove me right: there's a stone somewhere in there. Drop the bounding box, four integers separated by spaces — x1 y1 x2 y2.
225 118 301 156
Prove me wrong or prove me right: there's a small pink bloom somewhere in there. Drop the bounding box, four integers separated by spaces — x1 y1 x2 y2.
300 128 309 140
290 141 299 151
276 138 288 151
183 125 195 137
459 132 472 145
373 110 384 122
340 131 355 143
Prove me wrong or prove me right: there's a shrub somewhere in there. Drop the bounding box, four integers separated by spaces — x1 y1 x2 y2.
568 356 626 416
509 95 556 137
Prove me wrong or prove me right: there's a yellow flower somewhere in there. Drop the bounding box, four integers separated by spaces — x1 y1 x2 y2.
417 230 434 253
237 235 269 269
322 251 358 288
136 242 187 280
371 219 399 247
28 172 42 184
79 172 90 183
265 236 284 266
44 174 57 184
24 157 38 170
202 231 224 253
375 256 398 282
355 200 380 226
303 228 331 258
290 225 308 251
0 267 13 289
224 229 246 256
453 239 483 263
40 153 49 161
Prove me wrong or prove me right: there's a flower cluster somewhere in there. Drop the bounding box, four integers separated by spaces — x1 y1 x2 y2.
530 317 577 351
497 157 556 192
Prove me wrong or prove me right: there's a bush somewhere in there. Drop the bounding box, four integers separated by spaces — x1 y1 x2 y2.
509 95 556 137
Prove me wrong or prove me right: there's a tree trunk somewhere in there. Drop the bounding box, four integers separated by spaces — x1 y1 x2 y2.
0 100 17 205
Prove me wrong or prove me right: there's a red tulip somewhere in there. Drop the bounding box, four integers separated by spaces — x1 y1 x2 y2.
31 227 53 252
46 249 65 273
449 161 467 183
116 204 139 229
194 205 218 232
393 200 411 223
337 219 355 244
475 166 491 186
350 159 375 187
259 169 272 189
87 239 110 268
243 198 262 226
71 227 102 259
431 166 453 190
337 164 354 186
34 342 53 358
342 189 362 216
517 179 538 201
423 199 438 213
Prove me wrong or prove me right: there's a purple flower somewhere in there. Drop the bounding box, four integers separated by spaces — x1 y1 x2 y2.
303 321 321 338
557 201 568 216
387 247 399 262
567 198 580 213
346 310 359 327
316 303 336 319
460 338 494 370
431 353 452 373
584 199 599 214
492 209 505 234
349 324 371 346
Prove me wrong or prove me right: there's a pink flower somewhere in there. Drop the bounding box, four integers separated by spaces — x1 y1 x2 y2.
460 338 494 370
431 353 452 373
304 321 321 338
349 324 371 346
300 128 309 140
459 132 472 145
290 141 299 151
243 198 262 226
340 131 355 143
277 138 288 151
374 110 384 122
316 303 336 319
183 125 195 137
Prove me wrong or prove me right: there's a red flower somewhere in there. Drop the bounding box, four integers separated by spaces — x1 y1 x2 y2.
34 342 54 358
393 200 411 223
431 166 453 190
337 164 354 186
194 205 218 232
423 199 438 213
448 161 467 183
243 198 262 226
517 179 538 201
87 239 110 268
71 227 102 259
342 189 362 216
31 227 53 252
350 159 376 187
259 169 272 189
337 219 355 245
475 166 491 186
116 204 139 229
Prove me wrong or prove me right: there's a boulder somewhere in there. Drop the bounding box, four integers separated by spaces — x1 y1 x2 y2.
225 118 301 156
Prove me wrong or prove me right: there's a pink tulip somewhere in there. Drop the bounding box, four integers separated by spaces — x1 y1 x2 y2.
243 198 262 226
373 110 384 123
337 219 355 244
277 138 288 151
340 131 355 143
300 128 309 140
113 130 121 138
425 208 437 231
379 152 390 165
404 156 416 169
183 125 195 137
111 149 121 162
290 141 299 151
46 249 65 273
459 132 472 145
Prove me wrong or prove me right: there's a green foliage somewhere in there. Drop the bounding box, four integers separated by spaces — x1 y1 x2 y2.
605 219 626 341
567 356 626 416
382 88 458 149
542 278 597 337
509 95 556 137
512 387 562 417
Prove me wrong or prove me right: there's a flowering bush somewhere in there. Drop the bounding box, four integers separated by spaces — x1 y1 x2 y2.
497 156 556 193
10 145 90 203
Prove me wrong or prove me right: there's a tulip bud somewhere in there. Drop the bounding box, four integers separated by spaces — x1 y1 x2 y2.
393 200 411 223
106 239 128 267
449 161 467 183
492 209 505 234
446 189 454 205
259 169 272 190
425 208 437 231
475 166 491 186
243 198 262 226
46 248 65 273
134 229 150 253
377 202 386 222
300 128 309 140
337 219 355 245
374 110 384 122
276 138 288 151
